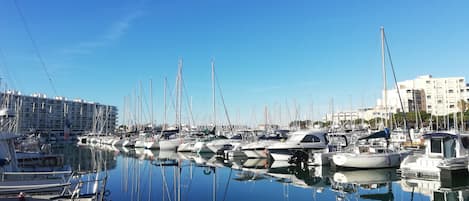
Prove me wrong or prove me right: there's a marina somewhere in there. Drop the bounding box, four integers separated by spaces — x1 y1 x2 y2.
3 143 469 200
2 0 469 200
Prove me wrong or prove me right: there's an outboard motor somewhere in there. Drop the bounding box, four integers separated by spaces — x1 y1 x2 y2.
288 150 309 165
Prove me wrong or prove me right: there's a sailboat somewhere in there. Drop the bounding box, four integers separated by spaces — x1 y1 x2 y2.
159 59 184 151
332 27 412 169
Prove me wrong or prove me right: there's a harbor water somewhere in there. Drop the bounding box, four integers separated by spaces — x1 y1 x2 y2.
52 144 469 201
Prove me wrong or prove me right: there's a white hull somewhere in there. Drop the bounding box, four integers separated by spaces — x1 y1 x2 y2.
333 168 398 184
159 138 181 151
400 154 441 178
332 151 410 168
177 141 195 152
206 140 241 153
269 152 293 161
241 140 278 158
193 141 212 153
243 150 268 158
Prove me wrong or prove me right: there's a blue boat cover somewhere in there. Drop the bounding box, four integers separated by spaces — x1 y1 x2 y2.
359 128 390 140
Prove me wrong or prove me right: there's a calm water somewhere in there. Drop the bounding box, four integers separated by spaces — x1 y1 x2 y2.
54 144 469 201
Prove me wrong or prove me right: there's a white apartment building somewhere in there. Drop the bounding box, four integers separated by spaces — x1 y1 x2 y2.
378 75 468 116
0 90 117 135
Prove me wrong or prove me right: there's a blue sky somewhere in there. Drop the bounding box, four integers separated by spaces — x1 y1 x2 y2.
1 0 469 126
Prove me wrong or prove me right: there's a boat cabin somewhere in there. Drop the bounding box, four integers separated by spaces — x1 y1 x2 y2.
423 132 469 159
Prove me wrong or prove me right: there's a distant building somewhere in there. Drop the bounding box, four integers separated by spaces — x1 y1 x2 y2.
324 75 469 122
378 75 468 116
0 90 117 136
324 111 360 123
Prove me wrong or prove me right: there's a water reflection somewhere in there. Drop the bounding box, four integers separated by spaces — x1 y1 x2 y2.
55 145 469 201
332 168 397 201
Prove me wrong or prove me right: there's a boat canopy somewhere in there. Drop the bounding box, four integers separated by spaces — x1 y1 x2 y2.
422 132 458 139
358 128 390 141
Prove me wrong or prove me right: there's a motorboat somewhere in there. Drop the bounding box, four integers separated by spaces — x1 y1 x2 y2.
241 131 288 158
266 129 329 162
400 131 469 180
205 133 243 154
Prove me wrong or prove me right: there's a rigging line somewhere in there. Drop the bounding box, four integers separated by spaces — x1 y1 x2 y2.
215 73 233 130
0 47 19 89
221 167 233 201
140 84 151 125
158 162 173 201
181 76 196 127
13 0 58 96
383 32 411 141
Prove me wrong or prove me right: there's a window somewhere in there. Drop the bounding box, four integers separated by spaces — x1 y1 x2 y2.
427 96 431 99
450 105 455 108
426 80 431 84
461 136 469 149
443 138 456 158
448 89 454 93
437 100 443 104
301 135 321 143
431 138 442 153
428 105 432 109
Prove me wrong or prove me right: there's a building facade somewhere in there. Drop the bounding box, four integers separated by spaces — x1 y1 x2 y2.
378 75 468 116
0 90 117 136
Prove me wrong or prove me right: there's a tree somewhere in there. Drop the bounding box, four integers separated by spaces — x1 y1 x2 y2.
458 100 467 131
458 99 467 112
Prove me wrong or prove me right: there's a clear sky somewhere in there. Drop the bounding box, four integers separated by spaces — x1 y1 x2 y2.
1 0 469 127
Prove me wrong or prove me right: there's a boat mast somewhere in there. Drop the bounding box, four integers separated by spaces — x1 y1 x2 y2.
212 58 216 129
178 58 183 131
164 77 167 131
381 26 388 128
150 79 153 129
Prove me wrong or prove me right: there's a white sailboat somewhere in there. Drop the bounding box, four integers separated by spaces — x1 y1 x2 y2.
159 59 184 151
332 27 412 169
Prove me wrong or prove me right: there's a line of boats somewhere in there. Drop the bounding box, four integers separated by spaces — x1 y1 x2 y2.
85 138 469 201
77 126 469 182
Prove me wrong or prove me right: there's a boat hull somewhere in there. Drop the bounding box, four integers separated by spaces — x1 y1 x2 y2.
332 151 410 169
159 138 181 151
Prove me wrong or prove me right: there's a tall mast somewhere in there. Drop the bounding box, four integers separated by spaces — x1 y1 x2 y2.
381 26 388 128
139 80 143 131
178 58 183 130
163 77 167 130
150 79 153 128
211 58 216 127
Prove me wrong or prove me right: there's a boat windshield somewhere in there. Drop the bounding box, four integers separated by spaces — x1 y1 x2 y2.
287 134 306 142
443 138 456 158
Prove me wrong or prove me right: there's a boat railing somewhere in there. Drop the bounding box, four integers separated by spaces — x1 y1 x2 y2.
1 170 72 182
